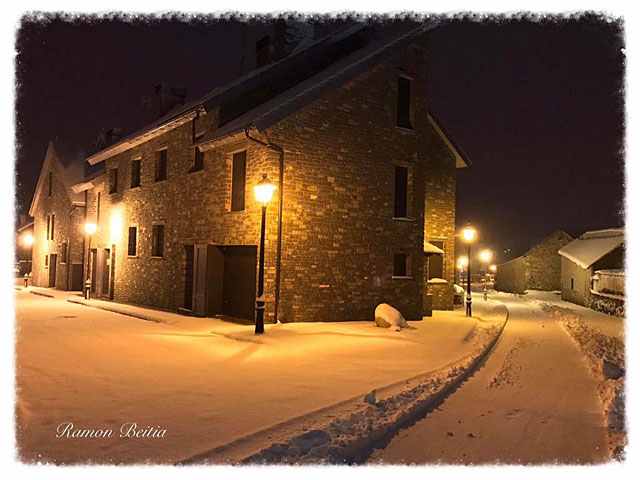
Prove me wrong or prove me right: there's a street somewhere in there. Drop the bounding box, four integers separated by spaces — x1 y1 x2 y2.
368 293 609 464
14 287 499 464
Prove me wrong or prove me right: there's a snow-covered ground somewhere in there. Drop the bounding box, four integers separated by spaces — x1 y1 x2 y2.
15 288 505 465
369 292 611 464
510 290 624 339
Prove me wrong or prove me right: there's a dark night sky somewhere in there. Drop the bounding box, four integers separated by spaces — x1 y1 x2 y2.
15 15 625 263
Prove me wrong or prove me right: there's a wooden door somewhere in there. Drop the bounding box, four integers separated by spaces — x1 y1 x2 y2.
48 254 57 287
192 245 208 316
222 246 257 321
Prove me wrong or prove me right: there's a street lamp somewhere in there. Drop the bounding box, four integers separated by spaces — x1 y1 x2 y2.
480 249 492 300
22 233 34 286
461 224 477 316
84 223 97 299
253 174 277 334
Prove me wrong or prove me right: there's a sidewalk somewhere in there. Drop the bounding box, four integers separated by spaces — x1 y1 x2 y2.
15 287 507 464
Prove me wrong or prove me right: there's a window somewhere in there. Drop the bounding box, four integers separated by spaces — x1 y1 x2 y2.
393 253 409 277
45 255 48 268
155 149 168 182
46 215 50 240
190 135 205 173
231 150 247 211
61 242 68 264
50 214 55 240
48 171 53 197
109 168 119 194
127 227 138 256
394 165 409 218
131 159 141 188
256 35 270 68
97 192 101 223
396 76 412 129
152 224 164 257
571 278 575 290
428 241 444 280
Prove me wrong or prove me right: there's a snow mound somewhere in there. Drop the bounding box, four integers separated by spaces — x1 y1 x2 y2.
374 304 407 329
453 284 465 295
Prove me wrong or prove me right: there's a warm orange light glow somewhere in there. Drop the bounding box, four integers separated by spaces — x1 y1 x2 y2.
85 223 97 235
22 233 34 246
461 225 476 243
110 211 123 244
458 257 468 268
489 264 497 273
480 250 492 263
254 174 276 204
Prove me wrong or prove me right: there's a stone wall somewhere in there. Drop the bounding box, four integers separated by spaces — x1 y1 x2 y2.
589 292 625 318
560 256 591 306
427 281 454 310
524 230 572 291
494 256 526 294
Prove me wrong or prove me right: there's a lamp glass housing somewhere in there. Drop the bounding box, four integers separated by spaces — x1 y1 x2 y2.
254 175 277 204
85 223 97 235
462 226 476 243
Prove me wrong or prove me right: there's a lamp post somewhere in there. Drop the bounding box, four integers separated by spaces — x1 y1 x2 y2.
480 250 492 301
461 225 477 316
84 223 97 299
22 233 34 286
253 174 277 334
458 256 468 285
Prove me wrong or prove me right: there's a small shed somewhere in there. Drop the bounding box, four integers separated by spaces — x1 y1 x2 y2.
558 228 625 311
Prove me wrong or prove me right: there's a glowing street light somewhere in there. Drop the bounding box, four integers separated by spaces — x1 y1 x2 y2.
489 264 497 273
22 233 34 286
254 174 276 334
84 222 97 299
461 224 477 316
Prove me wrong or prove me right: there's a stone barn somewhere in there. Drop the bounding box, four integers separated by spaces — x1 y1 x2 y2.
495 230 573 294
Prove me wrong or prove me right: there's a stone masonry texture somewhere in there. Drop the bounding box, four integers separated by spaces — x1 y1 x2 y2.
31 37 458 322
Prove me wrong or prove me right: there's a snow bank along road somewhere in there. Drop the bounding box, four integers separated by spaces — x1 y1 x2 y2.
369 293 609 465
15 288 502 464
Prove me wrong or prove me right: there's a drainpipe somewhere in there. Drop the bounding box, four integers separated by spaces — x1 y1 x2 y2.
244 127 284 324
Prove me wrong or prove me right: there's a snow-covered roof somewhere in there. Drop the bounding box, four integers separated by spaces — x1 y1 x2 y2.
424 241 445 255
198 22 443 153
594 269 625 277
558 228 624 269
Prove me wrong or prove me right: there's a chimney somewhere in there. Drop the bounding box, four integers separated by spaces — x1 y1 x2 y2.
142 83 187 124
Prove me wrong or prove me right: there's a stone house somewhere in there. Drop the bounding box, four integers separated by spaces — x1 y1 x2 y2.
30 21 468 322
494 230 573 294
29 143 88 291
558 228 625 315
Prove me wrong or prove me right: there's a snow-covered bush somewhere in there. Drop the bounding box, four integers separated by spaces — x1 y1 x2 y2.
374 303 407 329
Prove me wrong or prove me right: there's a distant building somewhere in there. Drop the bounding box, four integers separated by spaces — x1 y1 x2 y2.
28 143 88 291
494 230 573 294
558 228 625 316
